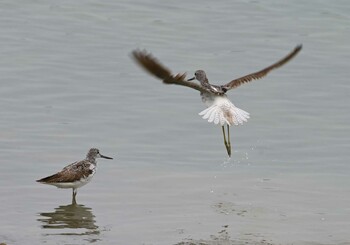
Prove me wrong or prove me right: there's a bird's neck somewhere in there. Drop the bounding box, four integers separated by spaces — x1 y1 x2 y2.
200 78 210 87
86 157 97 165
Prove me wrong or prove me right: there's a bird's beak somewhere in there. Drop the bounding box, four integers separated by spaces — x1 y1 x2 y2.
100 154 113 160
187 77 195 81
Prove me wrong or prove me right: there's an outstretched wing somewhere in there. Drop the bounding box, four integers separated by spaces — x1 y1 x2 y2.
221 45 302 91
132 50 210 94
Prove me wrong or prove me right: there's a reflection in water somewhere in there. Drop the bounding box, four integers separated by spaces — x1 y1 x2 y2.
38 203 100 242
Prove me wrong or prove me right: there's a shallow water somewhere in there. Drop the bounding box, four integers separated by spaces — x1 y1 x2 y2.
0 0 350 244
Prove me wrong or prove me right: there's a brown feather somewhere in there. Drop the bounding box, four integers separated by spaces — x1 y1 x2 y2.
222 44 302 91
37 161 93 183
131 50 211 94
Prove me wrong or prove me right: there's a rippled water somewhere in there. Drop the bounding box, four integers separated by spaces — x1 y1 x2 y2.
0 0 349 244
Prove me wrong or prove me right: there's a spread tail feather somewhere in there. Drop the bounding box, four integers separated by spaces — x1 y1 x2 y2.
199 104 250 126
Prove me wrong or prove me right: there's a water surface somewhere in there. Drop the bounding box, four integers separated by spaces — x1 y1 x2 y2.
0 0 349 244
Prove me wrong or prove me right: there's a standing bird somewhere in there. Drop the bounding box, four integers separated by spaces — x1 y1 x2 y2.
37 148 113 204
132 45 302 157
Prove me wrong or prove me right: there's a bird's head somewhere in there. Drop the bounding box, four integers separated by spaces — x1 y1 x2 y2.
87 148 113 160
188 70 208 84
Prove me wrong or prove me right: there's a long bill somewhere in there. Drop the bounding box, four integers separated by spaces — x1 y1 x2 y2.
100 154 113 160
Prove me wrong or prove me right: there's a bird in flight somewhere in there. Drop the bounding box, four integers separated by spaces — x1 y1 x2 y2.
132 45 302 157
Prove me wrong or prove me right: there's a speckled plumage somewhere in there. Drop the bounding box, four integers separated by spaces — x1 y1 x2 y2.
37 148 113 203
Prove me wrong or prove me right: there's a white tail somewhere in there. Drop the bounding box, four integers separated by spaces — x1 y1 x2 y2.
199 96 249 126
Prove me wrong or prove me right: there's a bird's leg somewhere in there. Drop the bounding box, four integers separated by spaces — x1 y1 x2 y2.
72 188 77 205
222 126 231 157
227 125 232 157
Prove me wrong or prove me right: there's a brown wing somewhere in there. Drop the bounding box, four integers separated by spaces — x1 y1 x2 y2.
222 44 302 91
131 50 210 93
37 161 92 183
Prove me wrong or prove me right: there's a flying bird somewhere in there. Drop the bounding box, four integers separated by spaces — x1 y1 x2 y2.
132 45 302 156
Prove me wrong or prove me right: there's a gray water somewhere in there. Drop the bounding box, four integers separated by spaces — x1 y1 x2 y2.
0 0 349 244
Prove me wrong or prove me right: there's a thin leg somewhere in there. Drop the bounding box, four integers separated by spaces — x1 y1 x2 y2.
72 188 77 205
222 126 227 144
222 126 231 157
227 125 231 157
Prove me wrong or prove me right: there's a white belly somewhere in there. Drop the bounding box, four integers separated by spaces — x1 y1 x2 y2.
201 92 216 107
50 170 96 189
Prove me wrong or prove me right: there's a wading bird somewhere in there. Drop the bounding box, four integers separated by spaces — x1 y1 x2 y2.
37 148 113 204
